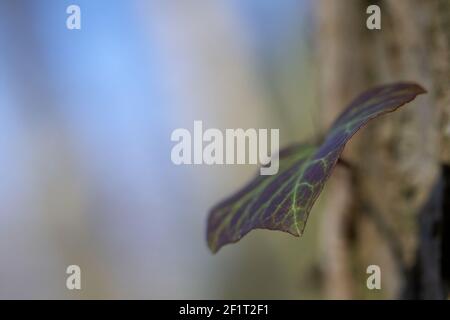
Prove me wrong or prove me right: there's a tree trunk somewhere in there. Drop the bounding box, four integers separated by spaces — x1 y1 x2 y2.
316 0 450 299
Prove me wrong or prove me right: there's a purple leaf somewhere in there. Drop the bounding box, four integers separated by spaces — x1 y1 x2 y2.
207 82 426 253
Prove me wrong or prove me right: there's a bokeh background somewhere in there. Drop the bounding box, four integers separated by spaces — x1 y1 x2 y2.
0 0 342 299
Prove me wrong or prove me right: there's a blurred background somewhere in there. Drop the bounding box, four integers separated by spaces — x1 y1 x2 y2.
0 0 321 298
2 0 447 300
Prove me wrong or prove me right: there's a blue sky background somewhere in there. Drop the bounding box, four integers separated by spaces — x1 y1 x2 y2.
0 0 316 298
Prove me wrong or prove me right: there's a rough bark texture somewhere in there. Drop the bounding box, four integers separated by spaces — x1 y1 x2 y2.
316 0 449 299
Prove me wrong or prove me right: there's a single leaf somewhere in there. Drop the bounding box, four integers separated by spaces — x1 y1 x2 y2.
207 82 426 253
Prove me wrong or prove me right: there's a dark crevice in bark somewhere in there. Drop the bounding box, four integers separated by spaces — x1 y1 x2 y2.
441 165 450 294
402 164 450 299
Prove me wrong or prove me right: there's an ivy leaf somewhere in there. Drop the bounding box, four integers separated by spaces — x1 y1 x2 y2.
207 82 426 253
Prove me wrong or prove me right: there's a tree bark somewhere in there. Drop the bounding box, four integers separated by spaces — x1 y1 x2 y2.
316 0 449 299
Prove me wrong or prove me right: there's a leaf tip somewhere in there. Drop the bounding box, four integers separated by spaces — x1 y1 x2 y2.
410 82 427 95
